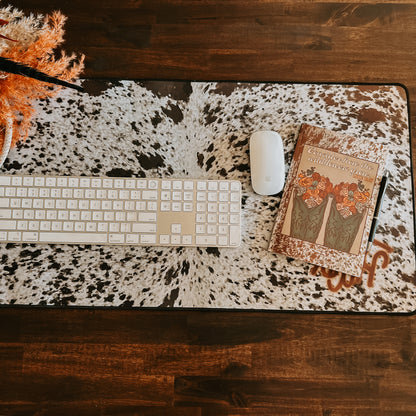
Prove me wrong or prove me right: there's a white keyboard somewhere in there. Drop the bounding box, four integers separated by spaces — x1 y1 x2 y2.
0 175 241 247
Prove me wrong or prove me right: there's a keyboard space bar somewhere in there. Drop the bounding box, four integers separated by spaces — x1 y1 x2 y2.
39 232 108 244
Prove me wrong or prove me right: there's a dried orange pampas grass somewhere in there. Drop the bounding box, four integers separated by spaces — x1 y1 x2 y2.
0 6 84 154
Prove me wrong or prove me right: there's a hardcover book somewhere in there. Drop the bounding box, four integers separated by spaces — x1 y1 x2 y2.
268 124 388 277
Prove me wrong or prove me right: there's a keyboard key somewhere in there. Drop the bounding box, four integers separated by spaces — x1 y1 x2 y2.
207 213 217 223
140 234 156 244
126 234 139 244
219 181 229 190
172 191 181 201
29 221 39 230
229 226 240 246
142 190 158 200
218 236 228 245
196 213 206 223
136 201 146 211
196 224 205 234
86 223 97 232
196 235 217 245
231 193 240 202
17 221 28 230
16 188 27 197
160 234 170 244
125 179 135 189
8 231 21 241
5 188 16 197
23 177 34 187
39 232 107 243
230 203 240 213
147 201 157 211
160 191 172 201
230 214 240 224
97 223 108 232
46 211 57 220
57 177 68 187
91 178 102 188
126 212 137 221
137 180 147 189
0 198 10 208
231 182 240 191
52 222 62 231
68 178 79 187
208 181 218 190
197 181 207 190
183 235 192 245
161 202 171 211
172 202 182 211
0 220 16 229
34 177 45 187
161 181 171 190
219 225 228 234
21 199 32 208
64 222 74 231
102 179 113 188
148 180 158 189
196 203 206 212
80 178 91 187
33 199 43 209
11 207 23 217
75 222 85 232
22 232 38 241
109 234 124 244
172 181 182 190
171 224 181 234
0 209 11 218
40 221 51 231
183 192 193 201
219 193 228 202
46 177 56 187
139 212 156 222
207 224 216 234
197 192 206 201
208 192 217 201
184 181 194 190
0 177 11 186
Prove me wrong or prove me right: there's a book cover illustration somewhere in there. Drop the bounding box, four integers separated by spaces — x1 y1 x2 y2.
269 124 388 277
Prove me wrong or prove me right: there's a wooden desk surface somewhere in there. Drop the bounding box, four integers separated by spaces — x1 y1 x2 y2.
2 1 416 414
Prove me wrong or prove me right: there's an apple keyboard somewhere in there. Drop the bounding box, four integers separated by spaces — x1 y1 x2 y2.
0 175 241 247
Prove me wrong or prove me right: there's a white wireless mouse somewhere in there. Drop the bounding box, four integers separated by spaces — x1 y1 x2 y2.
250 130 285 195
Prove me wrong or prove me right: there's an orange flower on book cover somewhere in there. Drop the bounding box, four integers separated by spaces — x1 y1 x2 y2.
332 181 370 218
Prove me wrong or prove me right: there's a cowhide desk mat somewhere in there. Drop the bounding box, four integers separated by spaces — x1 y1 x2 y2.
1 80 415 313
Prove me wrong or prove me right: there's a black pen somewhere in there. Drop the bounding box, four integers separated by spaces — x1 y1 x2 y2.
367 172 389 252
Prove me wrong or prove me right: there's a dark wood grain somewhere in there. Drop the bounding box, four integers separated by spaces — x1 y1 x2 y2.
2 1 416 415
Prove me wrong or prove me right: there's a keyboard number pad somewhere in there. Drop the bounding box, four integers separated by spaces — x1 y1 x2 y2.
194 180 240 247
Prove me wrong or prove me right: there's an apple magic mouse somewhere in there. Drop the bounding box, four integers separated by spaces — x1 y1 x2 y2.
249 130 285 195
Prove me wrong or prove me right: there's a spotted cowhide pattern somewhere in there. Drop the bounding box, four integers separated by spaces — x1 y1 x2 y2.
0 80 415 312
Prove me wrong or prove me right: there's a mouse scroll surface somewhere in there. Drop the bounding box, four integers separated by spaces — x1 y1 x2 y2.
250 130 285 195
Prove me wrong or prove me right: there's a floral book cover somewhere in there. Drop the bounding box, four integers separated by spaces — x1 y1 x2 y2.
268 123 388 277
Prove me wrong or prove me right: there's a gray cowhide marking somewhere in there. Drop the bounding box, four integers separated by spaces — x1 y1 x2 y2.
0 80 415 312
